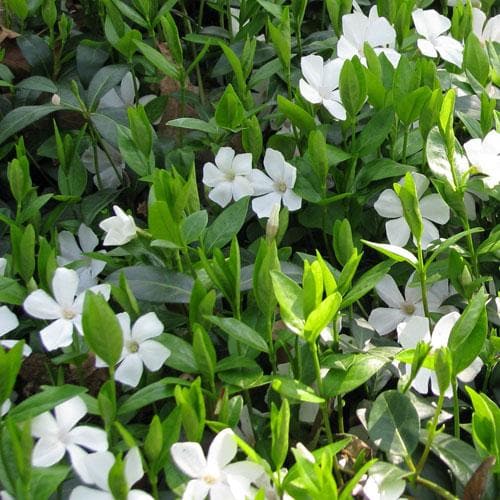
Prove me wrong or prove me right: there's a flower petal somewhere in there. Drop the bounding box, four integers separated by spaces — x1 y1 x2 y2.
78 224 99 253
115 353 144 387
0 307 18 337
67 444 94 483
31 411 58 438
125 447 144 488
323 98 347 121
170 442 206 478
251 192 283 218
375 275 405 308
58 231 82 263
368 307 407 335
32 437 66 467
431 311 460 348
385 218 411 247
24 290 62 320
412 367 432 394
70 487 111 500
40 318 74 351
299 80 322 104
181 479 210 500
232 153 253 176
323 58 344 90
435 36 463 67
420 194 450 224
55 396 86 432
374 189 402 218
215 147 235 173
417 38 438 58
224 460 264 482
263 148 286 182
231 176 253 201
139 340 170 371
413 9 450 40
282 189 302 212
202 162 225 188
300 54 323 90
207 428 237 470
208 182 233 208
83 451 114 489
248 169 274 196
68 426 108 452
458 357 483 383
420 219 440 249
52 268 79 309
397 316 430 348
132 312 163 343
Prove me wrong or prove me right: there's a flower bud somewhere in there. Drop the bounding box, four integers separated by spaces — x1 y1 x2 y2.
51 94 61 105
266 203 280 242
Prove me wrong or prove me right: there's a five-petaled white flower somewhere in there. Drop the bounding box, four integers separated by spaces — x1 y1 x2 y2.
398 313 483 397
368 274 454 335
58 224 107 291
81 143 125 190
23 267 111 351
472 8 500 44
0 306 32 356
374 172 450 249
463 130 500 189
31 396 108 482
202 147 255 208
99 205 138 246
249 148 302 218
171 428 264 500
299 54 347 120
412 9 464 67
70 447 153 500
337 6 400 67
97 312 170 387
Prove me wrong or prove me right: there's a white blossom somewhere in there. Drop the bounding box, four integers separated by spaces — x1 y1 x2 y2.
171 428 264 500
249 148 302 218
337 6 400 67
97 312 170 387
412 9 464 67
202 147 255 208
99 205 137 246
397 313 483 397
299 54 347 120
374 172 450 248
0 306 31 356
31 396 108 482
58 224 106 291
472 8 500 44
23 267 111 351
70 447 153 500
463 130 500 189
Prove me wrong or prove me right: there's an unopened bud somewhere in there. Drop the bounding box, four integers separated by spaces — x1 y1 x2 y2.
266 203 280 241
51 94 61 105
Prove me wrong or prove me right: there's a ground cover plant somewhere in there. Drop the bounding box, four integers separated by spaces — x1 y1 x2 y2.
0 0 499 498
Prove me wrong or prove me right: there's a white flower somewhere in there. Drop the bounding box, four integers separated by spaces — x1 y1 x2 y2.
0 306 32 356
368 274 453 335
81 143 125 190
374 172 450 249
472 8 500 44
23 268 111 351
337 6 400 67
202 147 255 208
99 205 137 246
0 258 6 276
171 428 264 500
97 312 170 387
299 54 347 120
249 148 302 218
463 130 500 189
31 396 108 482
58 224 107 291
412 9 464 67
51 94 61 106
70 447 153 500
398 313 483 397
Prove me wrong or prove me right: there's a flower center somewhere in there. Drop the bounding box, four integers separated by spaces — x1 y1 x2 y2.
224 170 236 181
401 302 416 315
202 474 219 485
318 86 332 99
62 308 76 320
275 181 287 193
127 341 140 353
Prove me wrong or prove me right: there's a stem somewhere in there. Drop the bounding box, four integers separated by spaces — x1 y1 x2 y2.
336 396 344 433
461 215 479 278
417 243 430 320
416 392 445 474
402 127 409 163
452 379 460 439
416 476 458 500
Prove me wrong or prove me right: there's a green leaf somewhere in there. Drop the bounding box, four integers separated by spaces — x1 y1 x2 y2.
271 399 290 470
394 172 423 244
117 377 190 415
0 277 26 305
160 334 198 374
464 33 490 87
356 107 395 156
448 290 488 375
16 76 57 93
323 352 391 396
207 316 269 353
9 385 87 423
368 390 420 456
355 159 416 189
106 266 194 303
134 40 179 79
0 342 23 405
87 64 129 109
192 323 217 385
182 210 208 244
0 105 58 145
271 270 305 335
360 240 418 267
215 83 245 130
166 118 220 134
339 58 366 118
304 292 342 343
82 292 123 367
31 465 70 500
203 197 249 253
277 95 316 135
395 87 431 127
271 377 324 403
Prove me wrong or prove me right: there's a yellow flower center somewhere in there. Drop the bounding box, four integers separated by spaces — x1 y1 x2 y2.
275 181 287 193
202 474 218 485
127 341 140 353
401 302 415 315
62 308 76 320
